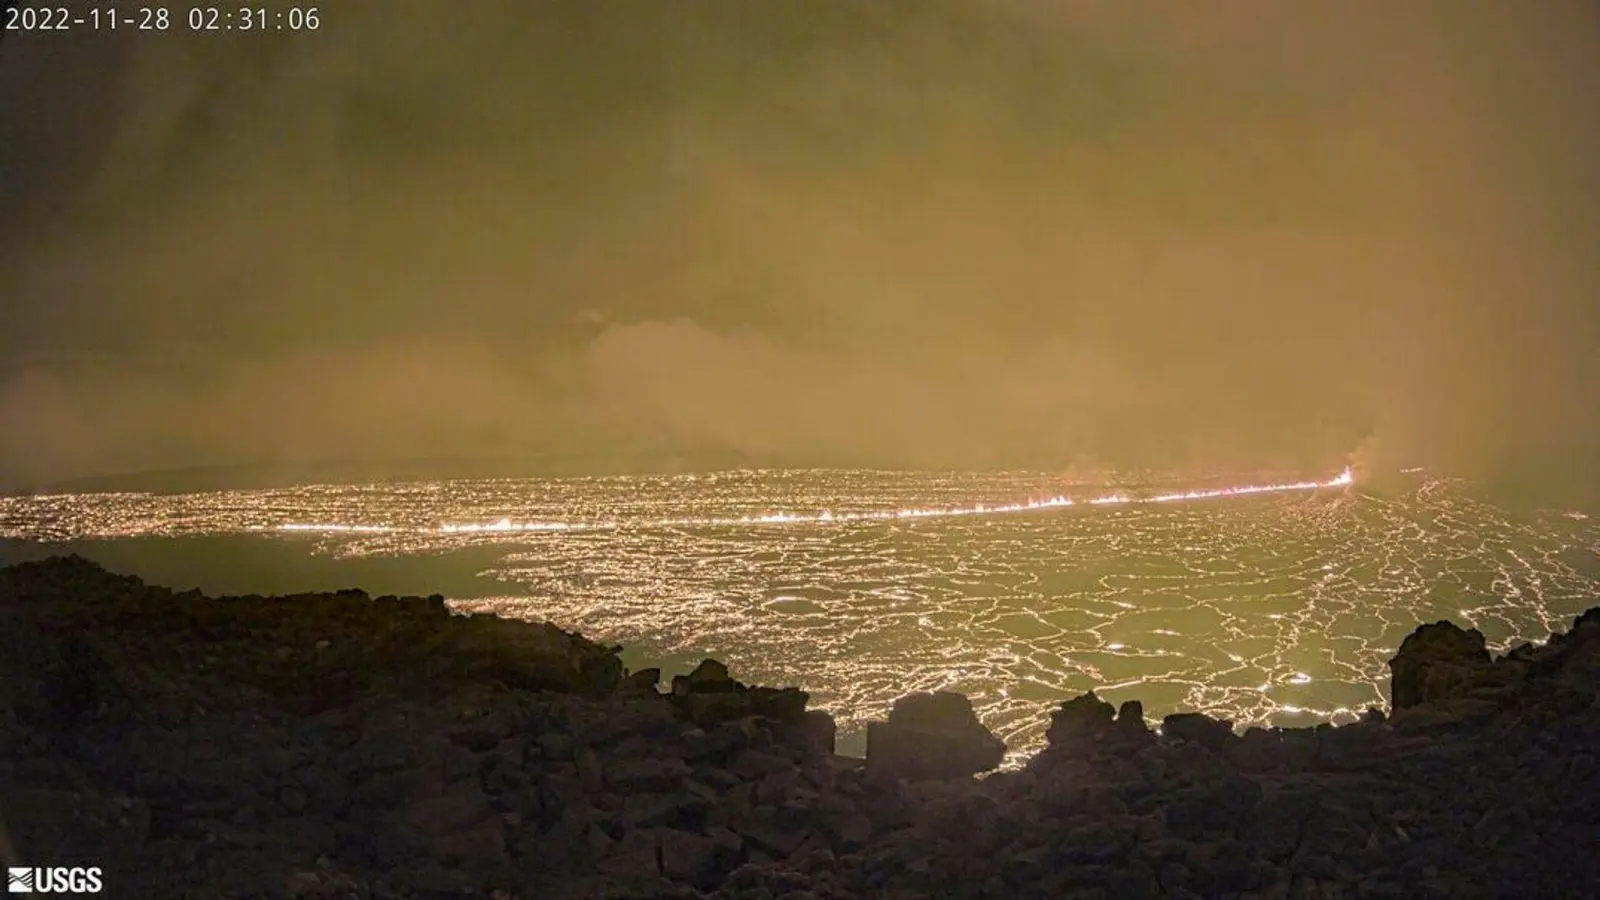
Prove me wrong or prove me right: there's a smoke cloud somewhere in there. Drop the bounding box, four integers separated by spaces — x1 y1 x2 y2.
1 1 1596 491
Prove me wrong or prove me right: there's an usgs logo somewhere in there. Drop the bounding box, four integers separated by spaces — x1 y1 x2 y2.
7 867 103 894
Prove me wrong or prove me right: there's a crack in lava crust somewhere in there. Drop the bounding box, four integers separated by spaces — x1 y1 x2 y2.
3 467 1597 758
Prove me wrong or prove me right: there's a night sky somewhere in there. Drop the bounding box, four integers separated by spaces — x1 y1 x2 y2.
1 1 1597 490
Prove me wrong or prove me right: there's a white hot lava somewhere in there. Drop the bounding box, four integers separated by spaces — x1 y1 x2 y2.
275 468 1356 535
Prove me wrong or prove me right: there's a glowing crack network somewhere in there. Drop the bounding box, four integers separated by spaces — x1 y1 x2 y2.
2 464 1596 761
273 467 1356 535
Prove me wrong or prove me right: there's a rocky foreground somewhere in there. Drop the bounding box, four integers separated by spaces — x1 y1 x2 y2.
1 557 1597 899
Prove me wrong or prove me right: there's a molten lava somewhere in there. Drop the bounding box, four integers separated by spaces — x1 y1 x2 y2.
276 467 1356 535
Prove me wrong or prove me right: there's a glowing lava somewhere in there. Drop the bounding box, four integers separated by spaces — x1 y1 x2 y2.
1146 467 1353 503
275 468 1354 535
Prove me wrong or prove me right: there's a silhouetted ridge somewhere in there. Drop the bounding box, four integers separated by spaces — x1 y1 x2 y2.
0 557 1595 897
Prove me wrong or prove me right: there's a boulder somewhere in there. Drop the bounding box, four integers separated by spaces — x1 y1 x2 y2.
673 659 735 696
437 616 624 698
733 806 815 857
683 723 747 763
669 660 812 728
746 687 809 722
1230 728 1287 774
728 749 793 781
596 828 663 879
617 668 662 696
659 828 717 882
825 810 872 848
777 709 837 757
605 757 692 793
1116 700 1150 737
864 691 1006 782
1046 692 1116 745
680 692 752 726
1388 621 1493 710
1161 713 1236 752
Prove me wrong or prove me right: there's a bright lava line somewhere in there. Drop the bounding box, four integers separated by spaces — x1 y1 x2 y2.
274 467 1354 536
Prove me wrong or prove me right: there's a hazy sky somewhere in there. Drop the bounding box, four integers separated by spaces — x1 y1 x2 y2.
1 1 1597 488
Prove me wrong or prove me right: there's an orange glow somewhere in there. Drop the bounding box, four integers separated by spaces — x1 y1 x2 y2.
274 467 1355 535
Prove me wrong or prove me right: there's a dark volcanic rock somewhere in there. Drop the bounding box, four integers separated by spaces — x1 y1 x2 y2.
616 667 662 695
447 616 624 698
659 827 717 881
673 659 734 695
3 556 1599 899
1388 619 1493 709
864 691 1006 782
778 709 838 757
1116 699 1149 736
1046 691 1116 744
1162 712 1237 752
665 658 821 742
